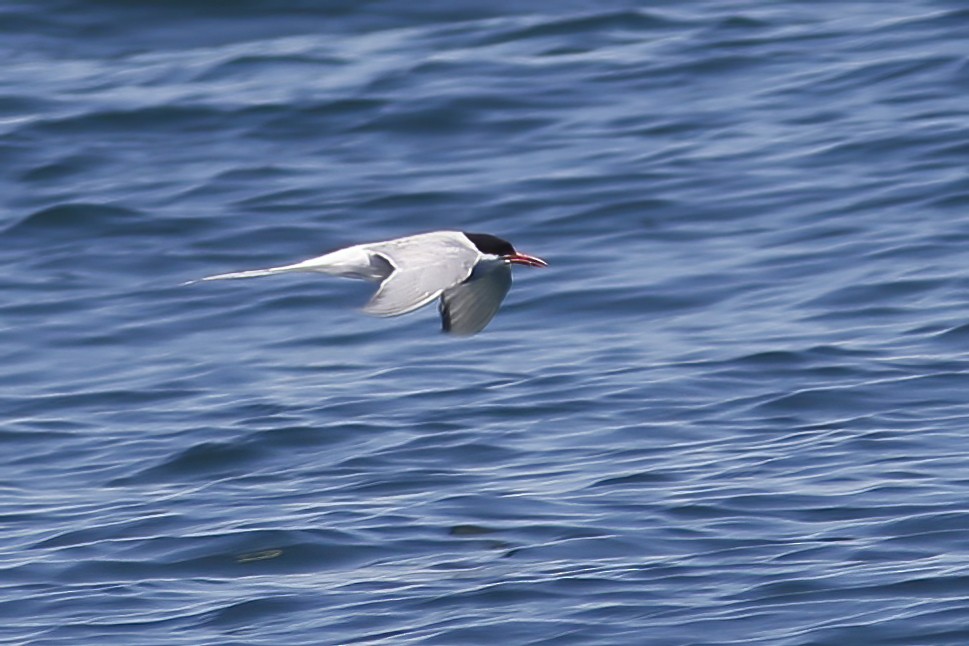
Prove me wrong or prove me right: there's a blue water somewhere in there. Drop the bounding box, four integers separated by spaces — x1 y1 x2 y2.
3 2 969 644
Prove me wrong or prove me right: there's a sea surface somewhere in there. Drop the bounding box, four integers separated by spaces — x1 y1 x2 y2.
3 2 969 644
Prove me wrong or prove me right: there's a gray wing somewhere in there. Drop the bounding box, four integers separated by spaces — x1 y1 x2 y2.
363 232 479 317
439 262 512 335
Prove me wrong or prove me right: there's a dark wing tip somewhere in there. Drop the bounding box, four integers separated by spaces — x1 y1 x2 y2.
439 295 452 333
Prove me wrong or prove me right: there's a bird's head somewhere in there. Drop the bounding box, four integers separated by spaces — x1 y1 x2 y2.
463 232 547 268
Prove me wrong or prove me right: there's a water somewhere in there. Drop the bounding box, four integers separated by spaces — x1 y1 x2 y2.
3 1 969 644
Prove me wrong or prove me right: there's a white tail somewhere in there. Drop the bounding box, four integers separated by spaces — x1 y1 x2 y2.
199 266 296 281
185 245 390 287
181 261 314 286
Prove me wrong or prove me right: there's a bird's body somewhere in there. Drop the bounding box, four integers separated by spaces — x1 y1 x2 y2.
196 231 546 335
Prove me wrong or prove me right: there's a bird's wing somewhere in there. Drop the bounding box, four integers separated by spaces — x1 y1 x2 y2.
363 233 479 317
439 262 512 335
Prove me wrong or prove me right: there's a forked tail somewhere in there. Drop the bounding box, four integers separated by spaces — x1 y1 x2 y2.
182 262 310 286
200 266 293 281
184 246 386 286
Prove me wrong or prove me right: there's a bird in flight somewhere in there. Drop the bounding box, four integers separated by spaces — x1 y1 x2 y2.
195 231 547 335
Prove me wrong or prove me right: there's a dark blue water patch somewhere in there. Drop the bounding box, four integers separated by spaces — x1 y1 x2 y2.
45 527 385 584
3 387 196 419
932 321 969 345
200 595 312 630
0 426 78 446
191 52 346 84
254 98 389 139
19 105 254 139
3 203 218 254
4 202 139 236
32 513 185 551
345 93 563 143
803 277 949 309
113 439 269 485
478 8 684 47
588 469 679 492
18 151 116 185
826 55 961 95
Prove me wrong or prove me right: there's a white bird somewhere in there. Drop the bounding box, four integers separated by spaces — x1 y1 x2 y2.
195 231 547 335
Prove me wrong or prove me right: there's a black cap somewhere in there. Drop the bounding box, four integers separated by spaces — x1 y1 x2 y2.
463 232 515 256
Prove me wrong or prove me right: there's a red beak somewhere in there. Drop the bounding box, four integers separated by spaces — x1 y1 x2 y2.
506 252 548 268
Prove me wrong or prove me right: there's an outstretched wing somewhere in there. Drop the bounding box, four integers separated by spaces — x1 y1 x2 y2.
363 232 479 317
439 262 512 335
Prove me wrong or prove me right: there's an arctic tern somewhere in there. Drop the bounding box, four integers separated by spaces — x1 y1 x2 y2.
196 231 547 335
